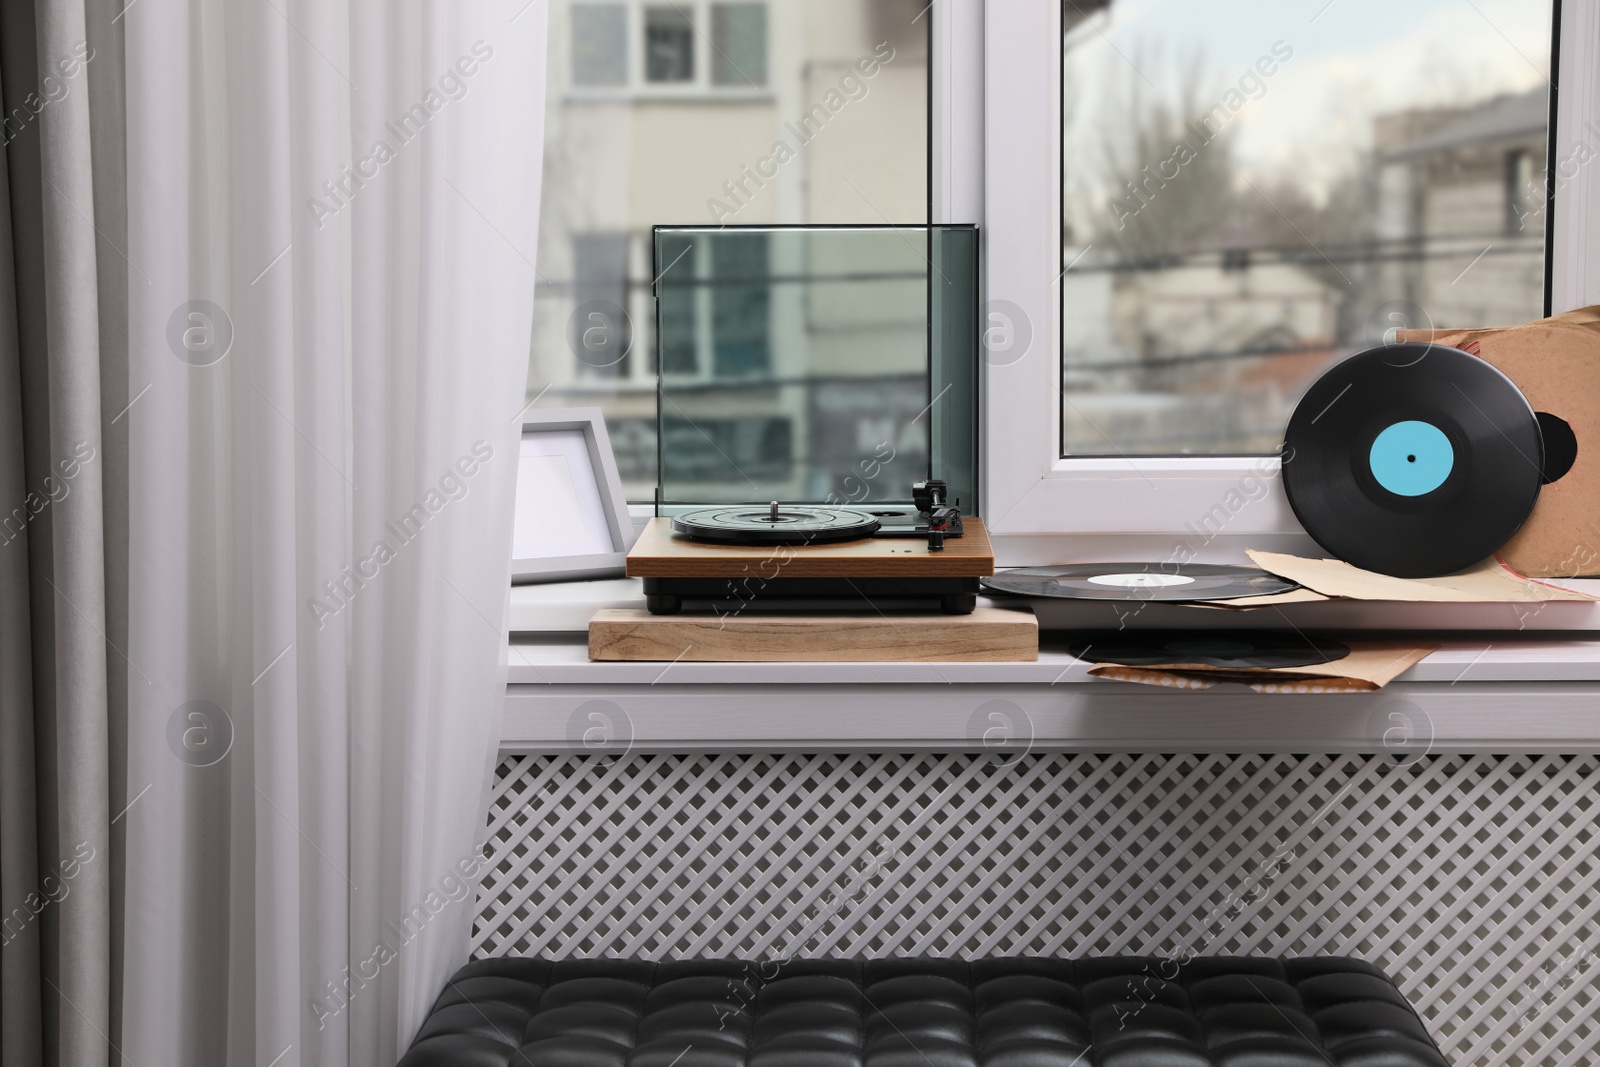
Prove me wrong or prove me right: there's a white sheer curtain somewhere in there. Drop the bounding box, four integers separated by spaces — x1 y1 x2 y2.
118 2 546 1063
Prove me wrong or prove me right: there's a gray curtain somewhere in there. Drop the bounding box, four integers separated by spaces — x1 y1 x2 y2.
0 1 126 1064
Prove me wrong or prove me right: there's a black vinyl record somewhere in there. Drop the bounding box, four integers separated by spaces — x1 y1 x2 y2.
1282 344 1542 578
1072 632 1350 670
672 504 880 545
981 563 1298 602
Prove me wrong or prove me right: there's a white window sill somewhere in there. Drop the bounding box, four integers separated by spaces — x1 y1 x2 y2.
512 577 648 632
504 632 1600 753
505 579 1600 754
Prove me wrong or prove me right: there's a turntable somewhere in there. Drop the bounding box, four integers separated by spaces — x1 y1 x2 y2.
633 224 987 617
627 488 994 615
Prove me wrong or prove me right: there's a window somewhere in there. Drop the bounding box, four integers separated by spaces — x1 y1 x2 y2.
979 0 1577 557
652 232 772 379
1059 1 1553 458
530 0 929 501
566 1 775 96
712 3 768 87
710 233 770 376
644 6 694 83
657 234 698 374
572 3 627 86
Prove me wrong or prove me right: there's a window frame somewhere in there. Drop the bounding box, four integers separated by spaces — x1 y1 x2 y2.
969 0 1588 566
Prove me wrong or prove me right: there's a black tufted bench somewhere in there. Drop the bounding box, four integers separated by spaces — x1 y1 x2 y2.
398 956 1449 1066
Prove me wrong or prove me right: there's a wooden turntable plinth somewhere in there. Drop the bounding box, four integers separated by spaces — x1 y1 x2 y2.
625 517 995 615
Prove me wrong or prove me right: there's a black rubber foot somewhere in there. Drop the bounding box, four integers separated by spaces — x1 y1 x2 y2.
940 594 978 615
646 594 683 615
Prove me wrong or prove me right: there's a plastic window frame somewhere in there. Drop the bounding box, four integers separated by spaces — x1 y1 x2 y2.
962 0 1590 566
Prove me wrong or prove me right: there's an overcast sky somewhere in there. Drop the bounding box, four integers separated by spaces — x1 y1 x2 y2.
1066 0 1552 200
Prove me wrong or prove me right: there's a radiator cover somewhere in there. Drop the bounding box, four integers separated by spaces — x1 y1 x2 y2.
474 751 1599 1067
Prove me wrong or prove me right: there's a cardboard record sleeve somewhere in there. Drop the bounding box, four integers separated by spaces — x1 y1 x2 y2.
1087 641 1437 693
1399 307 1600 576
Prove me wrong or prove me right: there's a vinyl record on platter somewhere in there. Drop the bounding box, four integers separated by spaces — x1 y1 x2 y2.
672 504 880 545
981 563 1298 602
1072 632 1350 670
1282 344 1543 578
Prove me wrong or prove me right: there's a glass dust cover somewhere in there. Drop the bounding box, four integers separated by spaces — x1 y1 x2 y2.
652 225 977 515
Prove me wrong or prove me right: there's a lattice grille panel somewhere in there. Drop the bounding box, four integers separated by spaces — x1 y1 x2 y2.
473 753 1600 1067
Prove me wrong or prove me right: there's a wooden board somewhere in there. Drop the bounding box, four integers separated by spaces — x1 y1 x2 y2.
625 517 994 578
588 606 1037 662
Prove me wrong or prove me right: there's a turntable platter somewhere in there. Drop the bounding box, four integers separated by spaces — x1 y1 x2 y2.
671 502 881 546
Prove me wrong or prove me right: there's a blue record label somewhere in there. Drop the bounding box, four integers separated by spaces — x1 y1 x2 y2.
1368 420 1454 497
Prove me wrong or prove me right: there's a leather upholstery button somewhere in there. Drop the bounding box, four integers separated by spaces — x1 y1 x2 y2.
399 956 1451 1067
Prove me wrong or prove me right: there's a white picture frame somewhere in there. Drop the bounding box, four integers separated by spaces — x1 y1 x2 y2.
512 408 636 583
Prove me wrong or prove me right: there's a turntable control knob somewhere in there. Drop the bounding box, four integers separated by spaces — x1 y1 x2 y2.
769 500 779 522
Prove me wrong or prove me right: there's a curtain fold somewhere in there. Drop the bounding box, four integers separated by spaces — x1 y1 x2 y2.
0 0 126 1064
115 0 548 1063
4 3 545 1060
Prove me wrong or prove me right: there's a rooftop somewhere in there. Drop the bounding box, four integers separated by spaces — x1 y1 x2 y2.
1385 87 1548 160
